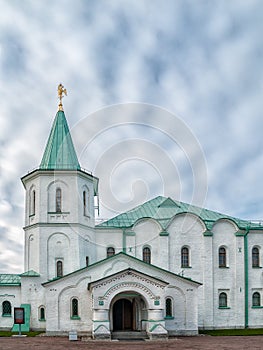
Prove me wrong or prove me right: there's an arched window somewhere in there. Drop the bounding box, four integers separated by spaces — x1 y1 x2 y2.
83 191 87 216
2 300 11 316
71 298 79 318
165 298 173 317
56 260 63 277
181 246 190 267
56 188 62 213
30 190 36 216
143 247 151 264
219 292 227 308
39 306 45 321
107 247 115 258
219 247 226 267
252 247 260 267
252 292 261 307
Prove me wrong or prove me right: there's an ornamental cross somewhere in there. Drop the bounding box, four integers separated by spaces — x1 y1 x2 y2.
57 83 67 110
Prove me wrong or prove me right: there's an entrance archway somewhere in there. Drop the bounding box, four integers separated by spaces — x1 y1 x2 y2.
111 293 147 332
113 299 133 331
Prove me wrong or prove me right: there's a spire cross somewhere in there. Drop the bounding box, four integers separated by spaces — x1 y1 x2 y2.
57 83 67 111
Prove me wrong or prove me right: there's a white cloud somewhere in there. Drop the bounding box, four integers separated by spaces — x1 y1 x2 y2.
1 0 263 272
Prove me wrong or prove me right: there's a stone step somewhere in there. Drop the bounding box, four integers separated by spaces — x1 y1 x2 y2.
112 331 148 340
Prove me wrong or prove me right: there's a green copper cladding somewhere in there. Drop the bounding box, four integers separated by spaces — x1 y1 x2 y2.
40 110 80 170
97 196 262 231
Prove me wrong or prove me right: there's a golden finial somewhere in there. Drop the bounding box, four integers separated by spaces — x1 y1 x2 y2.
57 83 67 111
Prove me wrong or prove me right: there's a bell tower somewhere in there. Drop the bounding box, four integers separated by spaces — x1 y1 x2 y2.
21 85 99 281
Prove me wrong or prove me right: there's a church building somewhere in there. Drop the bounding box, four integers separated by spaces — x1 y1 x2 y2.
0 86 263 339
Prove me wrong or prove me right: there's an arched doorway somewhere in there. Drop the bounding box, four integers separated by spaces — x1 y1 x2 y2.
113 299 133 331
111 293 147 332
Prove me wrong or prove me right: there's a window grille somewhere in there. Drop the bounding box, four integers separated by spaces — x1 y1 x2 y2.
181 247 189 267
2 301 11 316
143 247 151 264
72 298 79 317
252 247 260 267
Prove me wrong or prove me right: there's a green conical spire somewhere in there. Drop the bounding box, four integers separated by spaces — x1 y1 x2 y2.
39 110 80 170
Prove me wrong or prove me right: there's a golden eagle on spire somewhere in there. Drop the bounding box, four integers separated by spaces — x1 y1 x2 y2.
57 83 67 111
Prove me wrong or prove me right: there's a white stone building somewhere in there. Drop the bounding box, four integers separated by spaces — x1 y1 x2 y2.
0 98 263 338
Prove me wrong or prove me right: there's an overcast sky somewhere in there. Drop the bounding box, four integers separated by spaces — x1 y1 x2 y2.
1 0 263 273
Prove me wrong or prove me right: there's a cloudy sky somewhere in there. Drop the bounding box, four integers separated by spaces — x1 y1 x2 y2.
1 0 263 273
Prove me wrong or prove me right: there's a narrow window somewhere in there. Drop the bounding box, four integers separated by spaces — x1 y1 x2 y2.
219 292 227 308
107 247 115 258
39 306 45 320
252 247 260 267
143 247 151 264
56 188 62 213
86 256 89 267
30 190 36 216
56 260 63 277
2 301 11 316
219 247 226 267
181 247 189 267
252 292 261 307
165 298 173 317
71 298 79 317
83 191 87 216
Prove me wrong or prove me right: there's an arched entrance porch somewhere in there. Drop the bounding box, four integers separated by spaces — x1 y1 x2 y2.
110 292 147 332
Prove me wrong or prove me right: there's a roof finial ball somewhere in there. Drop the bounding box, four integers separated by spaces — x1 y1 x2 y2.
57 83 67 111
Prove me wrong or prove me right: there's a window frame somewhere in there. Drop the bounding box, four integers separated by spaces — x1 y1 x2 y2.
2 300 11 317
181 246 190 268
55 188 62 213
252 246 260 268
219 246 227 268
39 306 46 321
165 297 174 319
71 298 80 319
219 292 228 308
56 260 63 277
107 247 115 258
143 246 151 264
252 292 261 307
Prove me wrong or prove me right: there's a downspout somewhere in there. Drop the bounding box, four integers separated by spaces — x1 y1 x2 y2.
244 227 249 328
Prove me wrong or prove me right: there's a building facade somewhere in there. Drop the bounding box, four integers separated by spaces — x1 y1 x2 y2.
0 99 263 338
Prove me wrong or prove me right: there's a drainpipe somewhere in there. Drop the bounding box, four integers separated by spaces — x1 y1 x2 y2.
244 227 249 328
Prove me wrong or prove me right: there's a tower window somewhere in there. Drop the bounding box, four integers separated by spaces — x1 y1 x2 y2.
2 301 11 316
56 260 63 277
219 247 227 267
30 190 36 216
86 256 89 267
143 247 151 264
83 191 87 216
181 246 190 267
56 188 62 213
252 247 260 267
252 292 261 307
219 292 228 308
107 247 115 258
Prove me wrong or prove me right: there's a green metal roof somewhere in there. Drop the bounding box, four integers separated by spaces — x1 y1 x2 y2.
40 110 80 170
0 274 21 286
97 196 261 231
20 270 40 277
